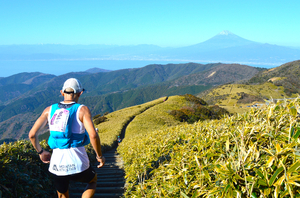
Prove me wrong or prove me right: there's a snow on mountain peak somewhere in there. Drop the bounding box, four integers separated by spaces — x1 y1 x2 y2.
219 30 233 35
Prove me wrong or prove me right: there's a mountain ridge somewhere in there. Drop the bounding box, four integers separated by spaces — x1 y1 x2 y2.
0 62 262 142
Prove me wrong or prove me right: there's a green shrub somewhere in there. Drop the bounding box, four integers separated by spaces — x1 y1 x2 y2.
93 114 108 125
169 95 229 124
169 109 189 122
0 140 55 197
184 94 207 105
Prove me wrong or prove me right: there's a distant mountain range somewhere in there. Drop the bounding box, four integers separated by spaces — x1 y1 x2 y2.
1 30 300 143
0 62 263 143
0 31 299 66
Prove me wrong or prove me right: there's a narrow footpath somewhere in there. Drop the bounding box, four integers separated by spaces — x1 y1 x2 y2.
68 97 169 197
69 148 125 198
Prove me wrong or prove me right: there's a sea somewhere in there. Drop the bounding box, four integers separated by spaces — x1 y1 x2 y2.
0 60 277 78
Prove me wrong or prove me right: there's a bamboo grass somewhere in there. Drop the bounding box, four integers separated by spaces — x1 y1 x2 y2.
119 98 300 197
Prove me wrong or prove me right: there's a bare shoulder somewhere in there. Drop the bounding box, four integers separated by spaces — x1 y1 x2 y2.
42 106 51 117
44 106 51 112
80 105 91 114
79 105 92 121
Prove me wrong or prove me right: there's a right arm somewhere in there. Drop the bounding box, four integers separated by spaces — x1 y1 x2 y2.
28 106 51 163
80 105 105 168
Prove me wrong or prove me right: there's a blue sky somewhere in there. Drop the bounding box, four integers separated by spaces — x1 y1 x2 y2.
1 0 300 47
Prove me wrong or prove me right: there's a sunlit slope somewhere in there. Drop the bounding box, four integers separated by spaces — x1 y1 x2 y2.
118 98 300 197
248 60 300 85
94 97 167 149
124 96 186 139
198 60 300 114
95 95 203 151
199 82 299 114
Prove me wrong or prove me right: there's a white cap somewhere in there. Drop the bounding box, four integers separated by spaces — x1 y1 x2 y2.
62 78 84 93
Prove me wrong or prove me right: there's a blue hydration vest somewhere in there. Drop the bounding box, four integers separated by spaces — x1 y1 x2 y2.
48 103 90 149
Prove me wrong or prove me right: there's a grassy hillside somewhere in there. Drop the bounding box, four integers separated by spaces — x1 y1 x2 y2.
248 60 300 84
247 60 300 96
198 82 299 114
196 60 300 115
3 94 299 197
124 96 185 139
94 97 167 150
94 94 228 150
118 97 300 197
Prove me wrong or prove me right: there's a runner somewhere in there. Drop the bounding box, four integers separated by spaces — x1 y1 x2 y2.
29 78 105 198
117 136 121 145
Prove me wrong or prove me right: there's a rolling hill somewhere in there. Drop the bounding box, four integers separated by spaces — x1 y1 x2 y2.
0 62 262 142
198 60 300 114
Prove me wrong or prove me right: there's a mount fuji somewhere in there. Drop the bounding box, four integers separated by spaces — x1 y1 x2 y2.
0 30 299 67
189 30 257 51
162 30 300 66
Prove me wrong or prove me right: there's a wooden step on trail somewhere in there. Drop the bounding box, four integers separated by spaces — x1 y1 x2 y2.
69 148 125 198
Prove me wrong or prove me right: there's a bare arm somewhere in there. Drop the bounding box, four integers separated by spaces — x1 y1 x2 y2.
80 105 105 168
28 107 51 163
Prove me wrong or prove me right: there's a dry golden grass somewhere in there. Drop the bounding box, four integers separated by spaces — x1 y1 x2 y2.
200 82 298 114
94 97 167 148
124 96 186 139
268 77 287 82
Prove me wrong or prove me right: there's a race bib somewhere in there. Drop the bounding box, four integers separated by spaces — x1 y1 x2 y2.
50 109 70 132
